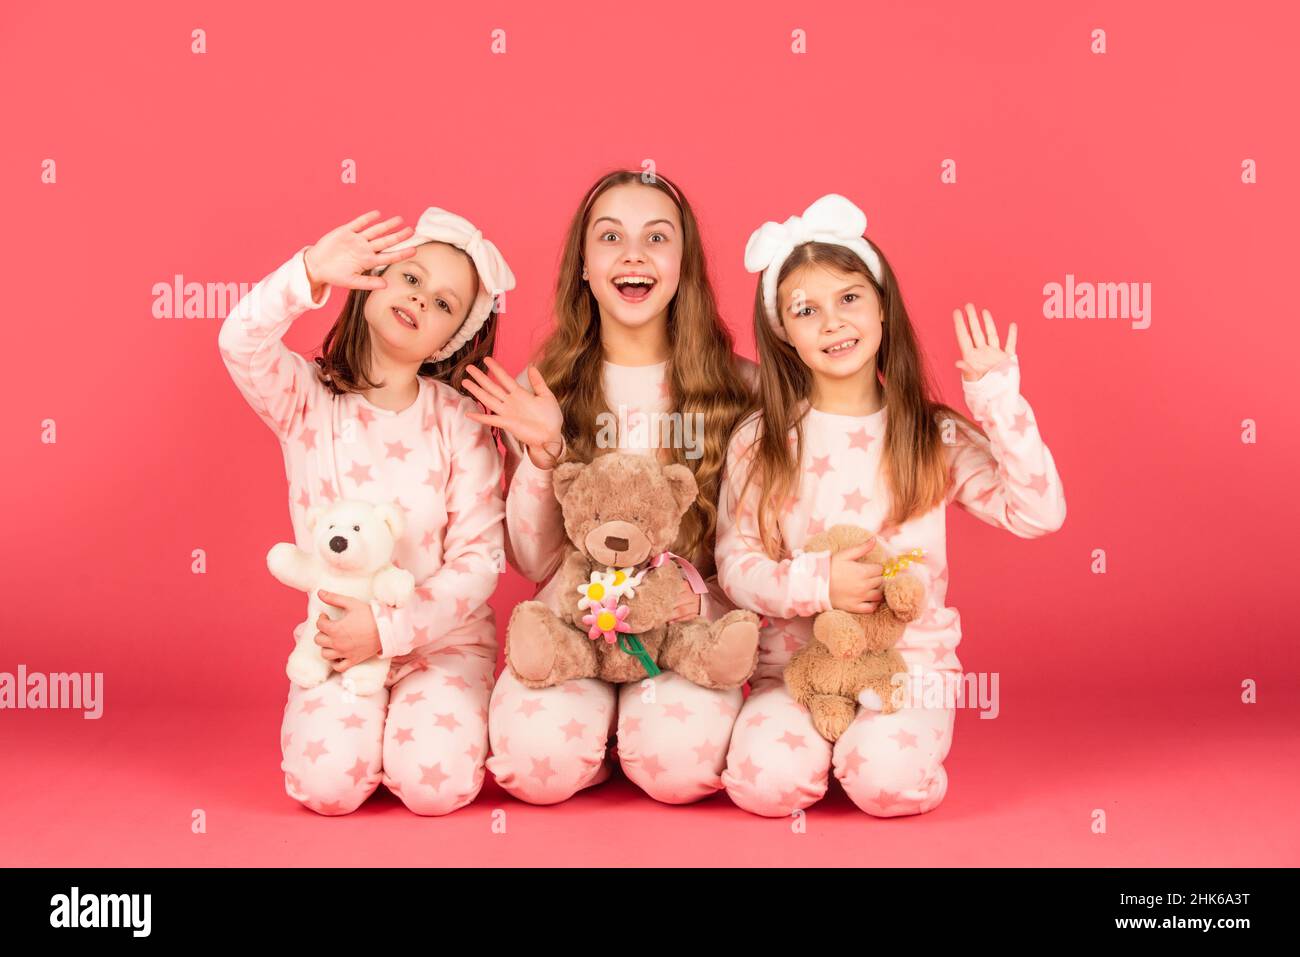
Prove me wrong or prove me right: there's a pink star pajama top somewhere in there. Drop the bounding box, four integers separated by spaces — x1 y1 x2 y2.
218 246 506 816
486 357 760 806
714 356 1066 817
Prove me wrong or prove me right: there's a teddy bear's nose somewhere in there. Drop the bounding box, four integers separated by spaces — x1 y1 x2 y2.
604 536 629 552
329 536 349 553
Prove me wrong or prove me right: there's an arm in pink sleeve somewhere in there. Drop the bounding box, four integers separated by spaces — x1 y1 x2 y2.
499 371 569 583
714 425 833 619
945 355 1067 537
370 397 506 657
217 246 331 441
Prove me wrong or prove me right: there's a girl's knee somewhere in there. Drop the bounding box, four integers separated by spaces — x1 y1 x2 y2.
283 765 377 815
618 726 729 804
281 730 384 814
722 756 827 817
621 752 723 805
486 736 608 805
487 681 614 805
385 759 485 816
842 762 949 818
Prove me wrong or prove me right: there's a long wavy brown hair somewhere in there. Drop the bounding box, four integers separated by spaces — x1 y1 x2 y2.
312 242 497 395
742 240 986 559
535 170 752 573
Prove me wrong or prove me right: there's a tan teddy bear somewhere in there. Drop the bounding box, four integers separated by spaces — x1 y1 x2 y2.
506 452 761 689
785 524 925 741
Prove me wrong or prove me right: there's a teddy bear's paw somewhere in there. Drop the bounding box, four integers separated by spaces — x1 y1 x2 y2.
885 575 925 622
859 687 886 712
266 542 301 581
266 541 293 567
704 614 760 687
813 610 867 659
286 648 331 689
810 695 857 742
506 606 558 683
340 668 386 697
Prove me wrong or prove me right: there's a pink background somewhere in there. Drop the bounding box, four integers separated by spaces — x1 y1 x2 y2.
3 1 1296 865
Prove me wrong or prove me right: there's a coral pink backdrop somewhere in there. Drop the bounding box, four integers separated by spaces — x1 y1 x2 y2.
3 1 1296 866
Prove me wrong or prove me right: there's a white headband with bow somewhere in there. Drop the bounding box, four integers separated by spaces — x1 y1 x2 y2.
380 206 517 362
743 193 883 341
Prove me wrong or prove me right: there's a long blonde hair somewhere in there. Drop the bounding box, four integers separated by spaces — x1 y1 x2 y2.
743 240 985 558
535 170 751 573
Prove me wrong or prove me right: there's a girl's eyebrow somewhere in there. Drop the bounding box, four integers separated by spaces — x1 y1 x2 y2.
591 216 677 232
787 283 866 310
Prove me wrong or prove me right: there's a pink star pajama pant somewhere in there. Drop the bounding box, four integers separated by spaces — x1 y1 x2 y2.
722 669 956 818
279 631 495 816
486 668 743 805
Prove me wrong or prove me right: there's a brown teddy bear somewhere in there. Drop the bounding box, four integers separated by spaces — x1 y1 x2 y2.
785 524 925 741
506 452 761 689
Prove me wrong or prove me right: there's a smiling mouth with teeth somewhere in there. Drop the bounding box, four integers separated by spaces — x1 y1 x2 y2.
613 275 656 302
823 338 859 355
392 306 419 330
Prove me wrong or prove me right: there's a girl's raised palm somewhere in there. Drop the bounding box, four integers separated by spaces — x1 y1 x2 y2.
463 357 565 462
953 302 1018 382
303 209 418 293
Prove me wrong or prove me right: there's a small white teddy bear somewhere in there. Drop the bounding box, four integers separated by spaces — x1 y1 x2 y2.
267 499 415 696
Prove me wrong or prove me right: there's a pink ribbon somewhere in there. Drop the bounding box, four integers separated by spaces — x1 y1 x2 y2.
647 551 709 595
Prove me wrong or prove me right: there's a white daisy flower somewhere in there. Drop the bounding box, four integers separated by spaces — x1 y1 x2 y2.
603 566 646 600
576 570 617 611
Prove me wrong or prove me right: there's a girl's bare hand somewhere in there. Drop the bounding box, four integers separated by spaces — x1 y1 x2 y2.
303 210 419 295
313 590 382 671
953 302 1017 382
463 358 566 466
827 540 885 614
667 572 703 623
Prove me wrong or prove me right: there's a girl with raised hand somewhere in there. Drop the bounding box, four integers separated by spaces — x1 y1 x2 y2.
461 170 759 805
219 208 513 815
716 194 1066 818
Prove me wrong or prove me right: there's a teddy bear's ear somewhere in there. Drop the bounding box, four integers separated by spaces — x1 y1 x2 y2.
304 504 327 534
661 464 699 515
375 503 405 540
552 462 585 504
